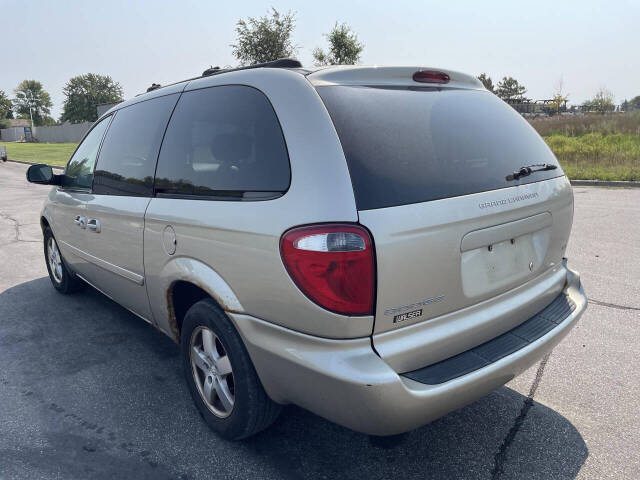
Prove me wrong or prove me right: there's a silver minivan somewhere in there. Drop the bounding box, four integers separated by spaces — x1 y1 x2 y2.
27 60 587 439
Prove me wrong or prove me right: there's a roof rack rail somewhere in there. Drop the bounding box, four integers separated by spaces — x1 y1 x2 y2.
202 58 302 77
134 58 303 98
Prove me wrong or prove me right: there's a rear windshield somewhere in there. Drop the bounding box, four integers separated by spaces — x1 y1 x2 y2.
317 86 564 210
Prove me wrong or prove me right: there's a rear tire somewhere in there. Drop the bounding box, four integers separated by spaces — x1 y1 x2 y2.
181 298 281 440
43 226 84 294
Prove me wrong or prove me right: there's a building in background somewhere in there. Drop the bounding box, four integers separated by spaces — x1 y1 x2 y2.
96 102 121 118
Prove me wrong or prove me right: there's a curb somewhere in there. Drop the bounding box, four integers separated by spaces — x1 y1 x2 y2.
5 159 64 171
570 180 640 188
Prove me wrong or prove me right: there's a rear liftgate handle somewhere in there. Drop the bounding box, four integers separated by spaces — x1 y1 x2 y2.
87 218 101 233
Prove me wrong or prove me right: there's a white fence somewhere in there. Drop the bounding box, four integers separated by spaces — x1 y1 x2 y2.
0 122 92 143
0 126 25 142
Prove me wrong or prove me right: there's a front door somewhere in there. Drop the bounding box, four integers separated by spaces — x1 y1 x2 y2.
49 115 112 278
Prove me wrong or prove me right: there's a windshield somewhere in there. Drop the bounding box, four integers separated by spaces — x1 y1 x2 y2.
317 86 564 210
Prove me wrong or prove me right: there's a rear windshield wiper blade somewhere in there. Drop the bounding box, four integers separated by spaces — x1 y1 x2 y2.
506 163 557 181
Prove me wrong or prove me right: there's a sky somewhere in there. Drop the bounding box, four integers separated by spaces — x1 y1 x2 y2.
2 0 638 119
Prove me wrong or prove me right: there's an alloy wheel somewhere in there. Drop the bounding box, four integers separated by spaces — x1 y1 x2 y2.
190 326 235 418
47 237 63 284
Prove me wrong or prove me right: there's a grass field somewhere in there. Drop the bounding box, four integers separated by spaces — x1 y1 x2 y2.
544 133 640 181
0 142 77 167
3 112 640 181
529 111 640 137
530 112 640 181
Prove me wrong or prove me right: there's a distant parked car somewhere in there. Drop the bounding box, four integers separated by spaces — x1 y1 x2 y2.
26 60 587 439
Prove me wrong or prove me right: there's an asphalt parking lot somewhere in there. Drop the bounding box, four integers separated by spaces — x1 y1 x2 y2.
1 161 638 480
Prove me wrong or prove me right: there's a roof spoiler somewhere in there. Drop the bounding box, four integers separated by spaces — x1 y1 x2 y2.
307 66 484 90
202 58 302 77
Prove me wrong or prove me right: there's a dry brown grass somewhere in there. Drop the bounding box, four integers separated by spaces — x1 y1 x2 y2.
529 112 640 137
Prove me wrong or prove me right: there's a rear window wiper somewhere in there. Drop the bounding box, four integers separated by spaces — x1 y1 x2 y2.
506 163 557 181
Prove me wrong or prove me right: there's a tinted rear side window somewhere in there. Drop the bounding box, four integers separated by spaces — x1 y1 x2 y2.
155 85 290 198
93 94 179 196
317 86 564 210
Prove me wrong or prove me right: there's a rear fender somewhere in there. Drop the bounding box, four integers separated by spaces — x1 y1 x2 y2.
156 257 244 341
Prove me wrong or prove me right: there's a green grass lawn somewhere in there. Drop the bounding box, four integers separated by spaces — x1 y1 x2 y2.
531 111 640 181
545 133 640 181
1 142 77 167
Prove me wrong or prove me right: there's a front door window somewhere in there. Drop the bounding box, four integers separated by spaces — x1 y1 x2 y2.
63 115 111 190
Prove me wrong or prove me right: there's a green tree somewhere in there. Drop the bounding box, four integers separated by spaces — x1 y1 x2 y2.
13 80 53 126
0 90 14 119
40 115 57 126
477 73 494 93
61 73 124 123
0 92 11 128
550 94 569 114
580 99 593 111
550 77 569 115
585 87 615 113
495 76 528 102
231 8 297 66
629 95 640 110
313 22 364 66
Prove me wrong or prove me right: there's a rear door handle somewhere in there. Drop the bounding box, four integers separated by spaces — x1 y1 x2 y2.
87 218 101 233
74 216 87 228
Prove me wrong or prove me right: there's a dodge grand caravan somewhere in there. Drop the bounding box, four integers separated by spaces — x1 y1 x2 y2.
27 59 587 439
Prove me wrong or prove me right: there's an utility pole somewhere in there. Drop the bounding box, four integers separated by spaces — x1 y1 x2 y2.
27 91 34 128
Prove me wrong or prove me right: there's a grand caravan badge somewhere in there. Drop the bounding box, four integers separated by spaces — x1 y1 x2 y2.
384 294 445 317
478 192 538 210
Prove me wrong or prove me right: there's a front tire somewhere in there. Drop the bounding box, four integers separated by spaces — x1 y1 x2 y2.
43 227 84 294
181 299 281 440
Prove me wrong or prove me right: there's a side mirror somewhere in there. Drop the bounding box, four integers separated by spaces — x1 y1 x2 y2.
26 164 56 185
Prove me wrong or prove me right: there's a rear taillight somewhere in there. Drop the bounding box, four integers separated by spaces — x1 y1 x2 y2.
412 70 450 84
280 224 375 316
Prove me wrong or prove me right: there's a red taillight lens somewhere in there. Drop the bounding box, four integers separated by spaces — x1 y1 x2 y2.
280 224 375 316
412 70 450 84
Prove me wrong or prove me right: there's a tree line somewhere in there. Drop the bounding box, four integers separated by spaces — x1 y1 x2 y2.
0 74 124 128
476 74 570 114
2 8 638 129
477 73 639 114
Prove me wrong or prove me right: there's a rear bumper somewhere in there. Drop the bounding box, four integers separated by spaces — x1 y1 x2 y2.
229 265 587 436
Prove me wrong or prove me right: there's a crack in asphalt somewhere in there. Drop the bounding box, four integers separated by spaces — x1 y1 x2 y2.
490 353 551 479
0 211 40 244
589 298 640 312
489 290 637 480
0 211 20 241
